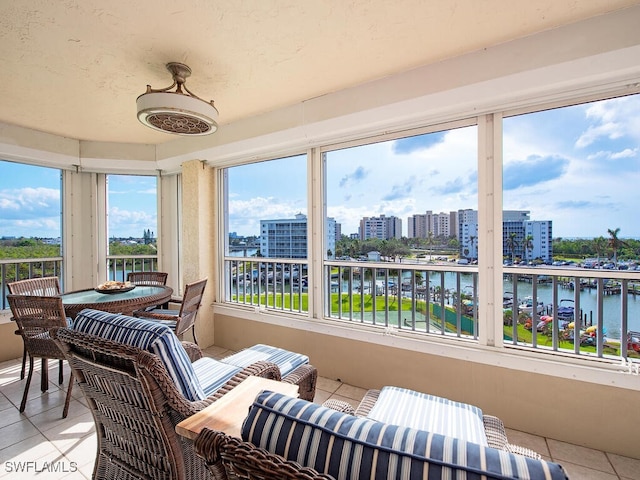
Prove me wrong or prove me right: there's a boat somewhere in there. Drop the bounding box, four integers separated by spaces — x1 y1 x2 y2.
503 292 514 308
536 315 554 332
555 299 574 321
518 296 545 314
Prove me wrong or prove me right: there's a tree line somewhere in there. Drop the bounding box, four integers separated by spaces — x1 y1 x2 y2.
552 229 639 262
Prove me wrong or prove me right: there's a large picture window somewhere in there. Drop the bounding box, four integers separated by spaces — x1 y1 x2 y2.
502 94 640 355
0 160 62 300
323 125 479 332
224 155 308 312
106 174 158 278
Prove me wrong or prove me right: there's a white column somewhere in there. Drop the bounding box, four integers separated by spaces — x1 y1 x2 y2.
477 113 503 347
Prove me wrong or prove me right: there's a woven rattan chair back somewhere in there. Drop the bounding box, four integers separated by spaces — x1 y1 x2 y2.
127 271 169 286
195 428 334 480
53 328 213 480
8 276 61 296
7 294 73 417
7 276 62 380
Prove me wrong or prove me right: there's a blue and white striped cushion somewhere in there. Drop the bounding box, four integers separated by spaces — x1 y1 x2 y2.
192 357 243 396
222 344 308 377
72 309 206 401
242 391 569 480
366 386 488 446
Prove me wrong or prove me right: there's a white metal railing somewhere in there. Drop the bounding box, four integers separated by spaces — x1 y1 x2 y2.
1 257 64 309
224 256 640 363
225 257 308 314
106 255 160 282
2 256 160 310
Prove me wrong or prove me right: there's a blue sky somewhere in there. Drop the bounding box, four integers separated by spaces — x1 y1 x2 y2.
1 94 639 240
0 168 157 238
106 175 157 239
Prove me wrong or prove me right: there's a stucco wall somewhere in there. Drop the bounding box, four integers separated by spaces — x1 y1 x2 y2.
0 320 24 364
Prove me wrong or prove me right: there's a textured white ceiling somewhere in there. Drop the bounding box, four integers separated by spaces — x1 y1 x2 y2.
0 0 636 145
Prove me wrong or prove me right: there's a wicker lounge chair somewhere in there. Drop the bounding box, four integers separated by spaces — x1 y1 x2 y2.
54 325 281 480
195 428 334 480
134 277 207 344
193 391 569 480
8 276 62 380
7 294 73 418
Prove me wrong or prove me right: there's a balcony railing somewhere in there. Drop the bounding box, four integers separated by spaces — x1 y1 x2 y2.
0 257 64 310
1 255 159 311
325 262 479 341
225 256 640 363
226 258 308 313
106 255 159 282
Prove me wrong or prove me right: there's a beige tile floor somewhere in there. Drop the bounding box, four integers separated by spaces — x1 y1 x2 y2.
0 348 638 480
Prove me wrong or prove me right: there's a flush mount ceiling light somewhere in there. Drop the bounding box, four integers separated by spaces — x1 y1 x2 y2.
136 62 219 136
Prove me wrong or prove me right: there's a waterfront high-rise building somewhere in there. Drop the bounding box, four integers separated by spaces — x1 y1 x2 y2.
359 215 402 240
524 220 553 261
457 209 552 261
458 209 479 259
408 210 457 238
260 214 336 258
407 212 429 238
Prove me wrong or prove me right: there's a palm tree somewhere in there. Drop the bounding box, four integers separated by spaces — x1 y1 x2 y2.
523 235 534 263
469 235 477 259
593 236 607 264
506 232 518 263
607 228 625 266
426 231 435 261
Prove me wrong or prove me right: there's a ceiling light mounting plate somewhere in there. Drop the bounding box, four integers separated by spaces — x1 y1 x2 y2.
136 62 219 136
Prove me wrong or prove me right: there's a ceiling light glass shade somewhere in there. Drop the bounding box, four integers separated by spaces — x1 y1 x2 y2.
136 62 219 136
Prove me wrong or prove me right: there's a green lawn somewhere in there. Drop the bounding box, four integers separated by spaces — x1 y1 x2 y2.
233 291 639 358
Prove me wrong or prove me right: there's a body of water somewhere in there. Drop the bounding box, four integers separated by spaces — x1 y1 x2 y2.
338 271 640 340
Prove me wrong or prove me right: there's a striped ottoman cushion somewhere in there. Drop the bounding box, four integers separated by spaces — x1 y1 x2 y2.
222 343 308 377
72 308 206 401
367 386 488 446
242 391 568 480
192 357 242 396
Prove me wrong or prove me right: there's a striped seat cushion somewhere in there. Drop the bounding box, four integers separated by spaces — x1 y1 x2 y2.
222 343 309 377
71 308 206 401
242 391 569 480
366 386 488 446
192 357 242 396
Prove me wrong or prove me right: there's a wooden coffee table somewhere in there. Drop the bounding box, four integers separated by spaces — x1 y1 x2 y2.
176 375 299 440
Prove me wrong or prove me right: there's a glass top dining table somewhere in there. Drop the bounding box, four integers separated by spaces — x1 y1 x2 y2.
61 285 173 319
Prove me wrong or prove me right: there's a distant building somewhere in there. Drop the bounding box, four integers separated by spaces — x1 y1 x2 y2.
524 220 553 261
457 209 552 261
407 212 429 238
334 222 342 245
367 250 381 261
408 210 457 238
359 215 402 240
259 213 336 258
458 209 479 259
